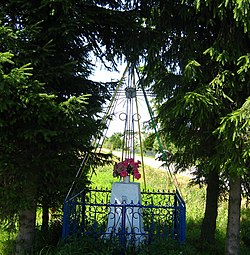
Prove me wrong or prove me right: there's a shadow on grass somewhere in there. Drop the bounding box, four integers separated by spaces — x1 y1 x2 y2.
185 218 225 255
52 219 223 255
33 217 250 255
186 216 250 255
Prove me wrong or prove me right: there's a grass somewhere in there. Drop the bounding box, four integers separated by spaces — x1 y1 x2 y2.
1 163 250 254
0 227 16 255
90 163 177 191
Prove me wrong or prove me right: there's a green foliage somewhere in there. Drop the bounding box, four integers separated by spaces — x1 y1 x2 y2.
183 60 201 81
241 208 250 248
193 0 250 33
104 132 123 150
139 238 197 255
143 132 155 151
0 226 16 255
140 2 250 251
215 97 250 176
145 0 250 182
55 236 115 255
0 0 127 232
237 53 250 77
0 25 97 224
0 52 14 65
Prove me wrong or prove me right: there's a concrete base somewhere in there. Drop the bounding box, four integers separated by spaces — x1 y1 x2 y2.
105 181 145 244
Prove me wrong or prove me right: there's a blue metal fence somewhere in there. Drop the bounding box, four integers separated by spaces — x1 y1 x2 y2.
62 188 186 246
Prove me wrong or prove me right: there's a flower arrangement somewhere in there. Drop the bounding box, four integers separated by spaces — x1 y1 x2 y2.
113 158 141 180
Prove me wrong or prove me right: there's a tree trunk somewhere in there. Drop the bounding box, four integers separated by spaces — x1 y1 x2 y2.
225 176 241 255
15 173 38 255
200 169 220 244
41 202 49 235
15 204 37 255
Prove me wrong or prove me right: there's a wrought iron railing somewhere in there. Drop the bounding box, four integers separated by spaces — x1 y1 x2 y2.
62 188 186 246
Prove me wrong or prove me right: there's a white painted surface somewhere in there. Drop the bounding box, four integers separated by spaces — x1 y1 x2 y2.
105 181 145 243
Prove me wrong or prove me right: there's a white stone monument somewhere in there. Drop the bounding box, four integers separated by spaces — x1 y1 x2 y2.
105 180 145 244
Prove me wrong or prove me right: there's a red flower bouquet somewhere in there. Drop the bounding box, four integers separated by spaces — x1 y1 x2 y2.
113 158 141 180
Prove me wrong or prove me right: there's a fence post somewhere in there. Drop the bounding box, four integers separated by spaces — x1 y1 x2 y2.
62 200 69 241
173 194 178 239
120 202 127 248
80 190 86 233
179 200 186 243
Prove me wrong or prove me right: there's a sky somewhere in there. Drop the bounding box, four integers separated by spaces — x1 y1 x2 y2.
90 61 152 137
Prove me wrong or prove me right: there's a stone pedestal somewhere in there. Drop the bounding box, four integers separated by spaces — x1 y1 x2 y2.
105 182 145 244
